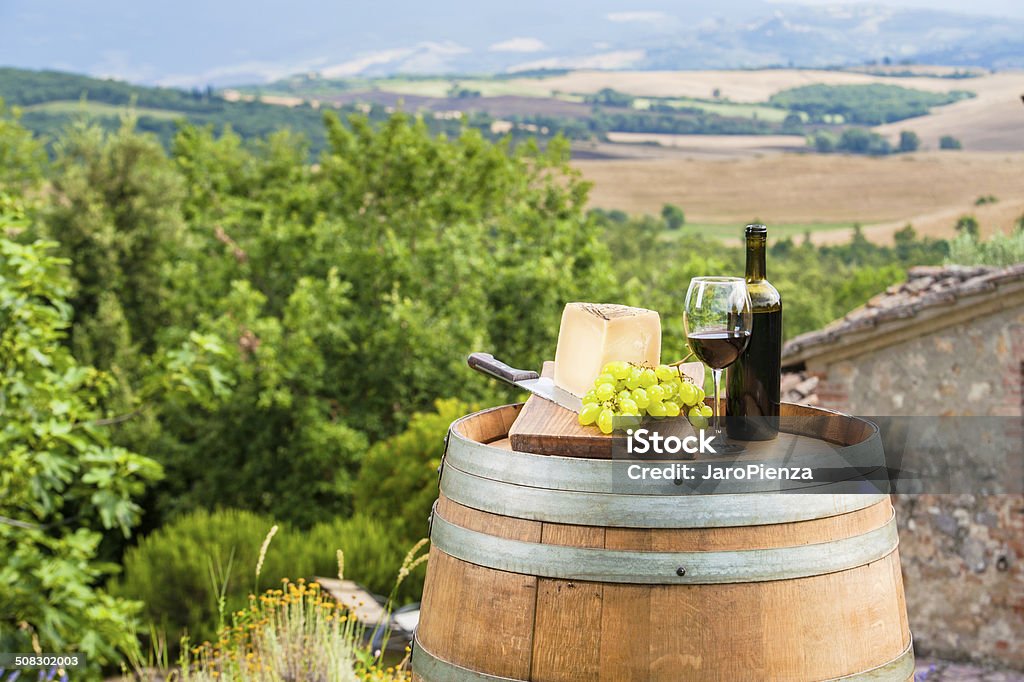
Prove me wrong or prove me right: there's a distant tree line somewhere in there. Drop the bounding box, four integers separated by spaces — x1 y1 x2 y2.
769 83 973 125
809 128 962 156
0 67 473 156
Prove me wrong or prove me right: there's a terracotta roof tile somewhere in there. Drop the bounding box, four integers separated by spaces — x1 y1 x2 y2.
782 371 819 405
782 264 1024 362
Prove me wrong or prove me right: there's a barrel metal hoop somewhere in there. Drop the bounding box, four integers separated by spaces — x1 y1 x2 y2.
828 636 915 681
446 408 885 498
445 424 887 498
412 634 914 682
440 463 888 529
429 508 899 584
412 636 519 681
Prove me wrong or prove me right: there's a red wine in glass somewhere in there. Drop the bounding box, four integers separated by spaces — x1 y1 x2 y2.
683 277 753 455
686 330 751 369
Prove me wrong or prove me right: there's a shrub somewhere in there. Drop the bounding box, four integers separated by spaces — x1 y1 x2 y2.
179 580 408 681
837 128 892 155
113 509 304 644
0 225 160 671
939 135 962 150
661 203 685 230
304 515 426 604
355 399 474 544
810 131 836 153
955 215 979 238
947 230 1024 266
113 509 427 647
898 130 920 153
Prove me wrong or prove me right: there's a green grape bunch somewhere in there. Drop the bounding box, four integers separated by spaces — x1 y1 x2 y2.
578 361 713 434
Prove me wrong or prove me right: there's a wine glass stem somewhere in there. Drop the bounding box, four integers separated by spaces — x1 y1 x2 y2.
711 367 723 440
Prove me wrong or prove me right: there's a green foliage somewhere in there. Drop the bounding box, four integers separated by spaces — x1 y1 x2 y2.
974 194 998 206
661 203 685 230
447 83 482 99
355 399 475 543
591 109 774 135
898 130 920 153
34 112 615 528
769 84 973 125
947 230 1024 266
585 88 635 108
810 131 837 153
0 221 161 670
809 128 894 155
303 515 425 602
179 578 367 682
46 119 187 366
0 100 47 192
939 135 962 150
305 115 615 437
113 509 423 647
506 106 780 140
837 128 892 155
0 67 470 156
781 112 804 131
955 215 980 238
591 213 947 345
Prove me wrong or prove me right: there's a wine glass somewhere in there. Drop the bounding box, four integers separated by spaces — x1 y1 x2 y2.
683 277 753 455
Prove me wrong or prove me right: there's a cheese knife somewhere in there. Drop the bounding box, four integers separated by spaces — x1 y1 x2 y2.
467 352 583 413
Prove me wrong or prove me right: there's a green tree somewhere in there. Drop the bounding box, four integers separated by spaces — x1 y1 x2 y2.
782 112 804 130
661 203 686 230
838 128 892 155
354 398 474 542
0 218 161 671
947 230 1024 266
811 131 836 153
955 214 979 238
585 88 635 108
939 135 962 150
44 113 618 528
898 130 920 152
0 100 47 193
45 118 187 369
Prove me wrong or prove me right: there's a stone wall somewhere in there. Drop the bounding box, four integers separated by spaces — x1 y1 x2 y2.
810 307 1024 669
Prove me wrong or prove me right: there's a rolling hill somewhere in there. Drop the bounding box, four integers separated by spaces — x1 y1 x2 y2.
0 67 471 155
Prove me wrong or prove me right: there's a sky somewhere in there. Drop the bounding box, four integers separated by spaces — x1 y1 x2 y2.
1 0 1021 86
772 0 1022 12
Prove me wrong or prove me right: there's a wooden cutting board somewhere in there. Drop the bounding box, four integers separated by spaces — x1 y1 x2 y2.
508 361 705 458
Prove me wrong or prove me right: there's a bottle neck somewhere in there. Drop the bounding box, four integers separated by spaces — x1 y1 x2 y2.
746 235 767 281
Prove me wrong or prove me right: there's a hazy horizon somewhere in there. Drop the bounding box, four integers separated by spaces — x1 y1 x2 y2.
2 0 1023 88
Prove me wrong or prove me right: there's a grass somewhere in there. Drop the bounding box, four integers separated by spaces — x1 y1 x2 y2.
24 100 184 119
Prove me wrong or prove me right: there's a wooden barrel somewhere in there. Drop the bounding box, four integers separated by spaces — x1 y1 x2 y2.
413 404 913 682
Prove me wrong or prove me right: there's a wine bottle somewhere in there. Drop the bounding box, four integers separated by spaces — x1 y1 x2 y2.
727 224 781 440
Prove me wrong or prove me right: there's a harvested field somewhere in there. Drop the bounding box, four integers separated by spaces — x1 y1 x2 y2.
574 151 1024 243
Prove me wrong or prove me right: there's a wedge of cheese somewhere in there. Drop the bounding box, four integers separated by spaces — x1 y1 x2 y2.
553 303 662 397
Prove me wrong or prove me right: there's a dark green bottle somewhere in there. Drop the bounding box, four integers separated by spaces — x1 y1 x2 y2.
727 224 781 440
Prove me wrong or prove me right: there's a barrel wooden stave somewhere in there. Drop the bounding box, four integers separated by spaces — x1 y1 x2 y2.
414 405 913 682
